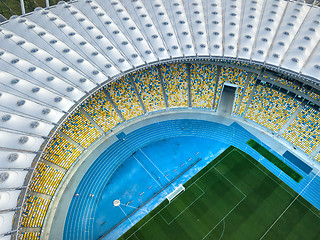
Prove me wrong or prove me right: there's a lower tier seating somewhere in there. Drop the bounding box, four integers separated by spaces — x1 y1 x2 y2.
106 76 144 120
190 63 217 108
282 106 320 154
20 195 50 228
161 63 188 108
245 85 300 132
29 162 65 196
82 89 122 132
42 133 82 170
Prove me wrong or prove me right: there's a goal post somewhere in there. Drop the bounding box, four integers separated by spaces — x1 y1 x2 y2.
166 184 185 203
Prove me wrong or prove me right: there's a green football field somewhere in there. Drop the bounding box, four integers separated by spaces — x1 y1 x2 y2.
119 146 320 240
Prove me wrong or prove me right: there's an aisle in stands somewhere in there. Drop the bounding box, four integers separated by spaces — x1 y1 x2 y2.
20 196 50 228
214 66 248 111
29 162 65 196
238 73 258 116
19 232 40 240
60 109 102 148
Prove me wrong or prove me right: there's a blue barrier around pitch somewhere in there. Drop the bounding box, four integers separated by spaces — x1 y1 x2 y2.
283 150 313 174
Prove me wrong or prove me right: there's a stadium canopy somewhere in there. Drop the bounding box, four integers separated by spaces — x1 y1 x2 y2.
0 0 319 238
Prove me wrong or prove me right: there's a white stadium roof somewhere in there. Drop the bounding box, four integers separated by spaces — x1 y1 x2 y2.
0 0 319 237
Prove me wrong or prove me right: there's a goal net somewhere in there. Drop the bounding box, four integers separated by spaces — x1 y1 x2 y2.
166 184 185 203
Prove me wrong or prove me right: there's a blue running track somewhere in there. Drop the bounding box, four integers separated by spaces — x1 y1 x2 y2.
63 119 320 240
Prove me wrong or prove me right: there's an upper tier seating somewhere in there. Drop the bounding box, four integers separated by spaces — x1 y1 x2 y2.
275 77 320 101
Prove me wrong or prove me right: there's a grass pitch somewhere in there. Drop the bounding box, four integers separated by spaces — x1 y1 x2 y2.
119 146 320 240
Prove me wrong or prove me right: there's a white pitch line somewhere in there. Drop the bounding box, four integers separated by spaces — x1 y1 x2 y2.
259 169 320 240
214 168 246 197
218 220 226 240
133 233 140 240
119 205 134 226
139 149 171 183
124 149 238 240
132 155 168 194
202 195 246 240
121 203 148 212
235 149 320 219
159 184 205 225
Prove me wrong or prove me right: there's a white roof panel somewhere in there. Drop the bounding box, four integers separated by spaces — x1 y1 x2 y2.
97 0 158 63
0 72 74 111
143 0 182 58
0 212 14 235
0 170 27 188
0 91 63 123
0 191 20 210
267 1 310 68
237 0 265 59
0 131 43 151
206 0 223 56
0 55 85 102
251 0 288 62
0 151 35 169
223 0 242 58
121 0 171 60
0 111 53 137
163 0 196 56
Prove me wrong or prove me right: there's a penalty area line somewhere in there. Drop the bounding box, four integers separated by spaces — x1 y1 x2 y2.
159 183 205 225
123 148 237 240
202 194 246 240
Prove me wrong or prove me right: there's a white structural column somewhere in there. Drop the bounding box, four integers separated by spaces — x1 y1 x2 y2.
20 0 25 15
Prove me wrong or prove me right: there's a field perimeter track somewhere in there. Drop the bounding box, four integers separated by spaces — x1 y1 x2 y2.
119 146 320 240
